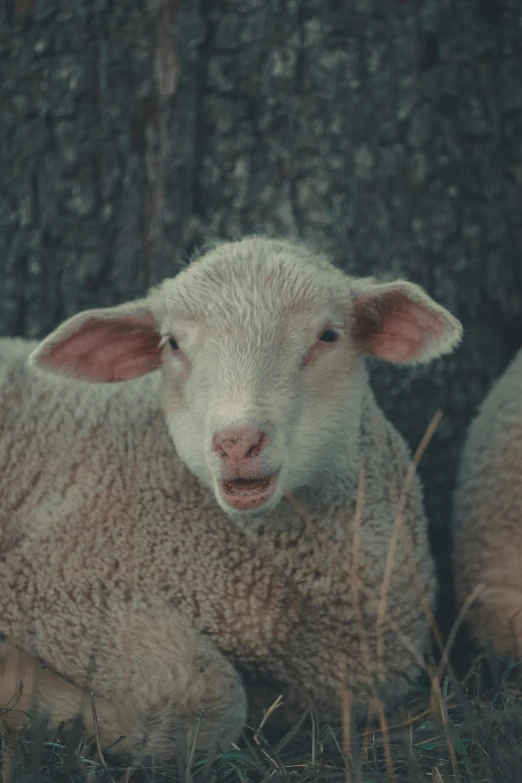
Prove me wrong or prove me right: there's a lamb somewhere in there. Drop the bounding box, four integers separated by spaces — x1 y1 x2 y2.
0 236 462 762
454 348 522 655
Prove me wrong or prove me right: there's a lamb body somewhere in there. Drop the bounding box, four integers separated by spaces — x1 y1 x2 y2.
454 348 522 654
0 237 462 760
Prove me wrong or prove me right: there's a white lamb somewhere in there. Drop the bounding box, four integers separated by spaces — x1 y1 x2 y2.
454 348 522 654
0 236 462 761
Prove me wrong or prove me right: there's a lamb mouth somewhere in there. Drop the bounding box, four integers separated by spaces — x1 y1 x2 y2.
219 471 280 510
222 473 277 496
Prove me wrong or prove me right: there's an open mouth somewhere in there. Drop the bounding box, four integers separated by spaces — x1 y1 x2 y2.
219 471 280 511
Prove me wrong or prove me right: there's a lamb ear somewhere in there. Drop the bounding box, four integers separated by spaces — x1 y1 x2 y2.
28 300 163 382
350 279 462 364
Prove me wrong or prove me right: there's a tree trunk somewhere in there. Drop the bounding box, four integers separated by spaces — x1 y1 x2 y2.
1 0 521 599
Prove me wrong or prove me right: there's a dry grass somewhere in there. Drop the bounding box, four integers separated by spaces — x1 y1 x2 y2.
1 647 522 783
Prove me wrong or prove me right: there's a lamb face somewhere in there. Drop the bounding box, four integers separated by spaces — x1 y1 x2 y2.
154 242 365 517
29 236 462 520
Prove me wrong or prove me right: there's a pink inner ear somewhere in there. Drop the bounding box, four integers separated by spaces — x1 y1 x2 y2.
41 315 162 382
353 290 443 363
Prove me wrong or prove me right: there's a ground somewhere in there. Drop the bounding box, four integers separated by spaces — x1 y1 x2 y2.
2 643 522 783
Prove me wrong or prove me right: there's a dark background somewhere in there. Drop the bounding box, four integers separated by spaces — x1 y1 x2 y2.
1 0 521 615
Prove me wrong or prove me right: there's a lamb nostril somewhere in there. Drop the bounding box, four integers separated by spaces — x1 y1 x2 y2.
246 433 267 458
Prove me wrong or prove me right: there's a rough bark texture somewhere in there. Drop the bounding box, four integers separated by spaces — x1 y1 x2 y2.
1 0 521 599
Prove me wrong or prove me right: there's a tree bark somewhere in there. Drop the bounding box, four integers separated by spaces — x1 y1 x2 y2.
1 0 521 591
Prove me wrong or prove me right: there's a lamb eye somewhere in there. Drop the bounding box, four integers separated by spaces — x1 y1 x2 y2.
319 330 338 343
168 337 179 351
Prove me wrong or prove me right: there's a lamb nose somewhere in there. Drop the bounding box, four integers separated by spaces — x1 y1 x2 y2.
213 427 267 461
